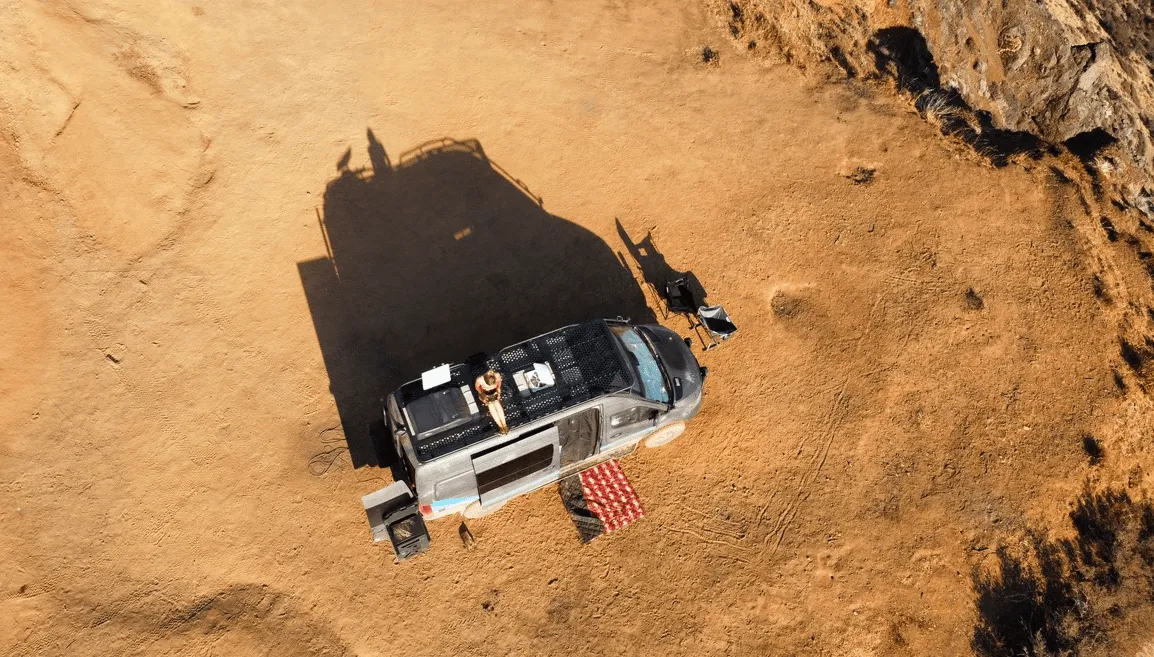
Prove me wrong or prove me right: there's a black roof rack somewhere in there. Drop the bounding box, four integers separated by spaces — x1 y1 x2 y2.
400 320 633 462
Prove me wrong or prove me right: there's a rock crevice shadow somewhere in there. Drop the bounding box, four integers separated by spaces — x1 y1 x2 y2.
867 26 1044 167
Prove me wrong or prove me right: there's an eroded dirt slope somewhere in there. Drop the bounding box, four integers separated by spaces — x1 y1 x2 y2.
3 1 1154 656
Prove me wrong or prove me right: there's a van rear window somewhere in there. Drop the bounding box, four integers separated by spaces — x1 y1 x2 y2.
475 444 555 496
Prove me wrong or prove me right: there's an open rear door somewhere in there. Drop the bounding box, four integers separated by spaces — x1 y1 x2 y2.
362 481 430 561
471 426 561 509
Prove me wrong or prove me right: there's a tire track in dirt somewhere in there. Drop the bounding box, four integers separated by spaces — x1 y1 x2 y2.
755 273 932 558
6 2 216 267
763 378 850 555
757 287 894 556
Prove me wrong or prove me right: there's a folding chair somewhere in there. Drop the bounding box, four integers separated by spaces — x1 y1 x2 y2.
696 305 737 351
663 276 700 315
661 277 737 351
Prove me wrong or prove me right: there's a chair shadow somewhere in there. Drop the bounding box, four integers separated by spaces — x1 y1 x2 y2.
299 133 654 468
615 219 708 314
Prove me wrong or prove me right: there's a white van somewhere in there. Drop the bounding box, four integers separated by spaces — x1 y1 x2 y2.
363 318 706 559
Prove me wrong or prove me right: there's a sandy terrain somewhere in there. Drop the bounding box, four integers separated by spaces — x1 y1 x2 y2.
4 1 1154 655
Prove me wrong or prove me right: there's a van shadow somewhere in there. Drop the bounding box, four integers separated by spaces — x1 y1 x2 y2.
298 133 654 468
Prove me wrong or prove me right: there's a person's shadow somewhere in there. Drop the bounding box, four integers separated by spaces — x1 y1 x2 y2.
298 132 654 469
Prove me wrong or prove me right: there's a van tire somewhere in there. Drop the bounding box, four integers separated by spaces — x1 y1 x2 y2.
462 499 506 519
644 422 685 448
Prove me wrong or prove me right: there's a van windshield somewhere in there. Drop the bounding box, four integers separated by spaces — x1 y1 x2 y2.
610 325 670 404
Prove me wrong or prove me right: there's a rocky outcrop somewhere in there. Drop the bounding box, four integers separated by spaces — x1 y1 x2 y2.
716 0 1154 213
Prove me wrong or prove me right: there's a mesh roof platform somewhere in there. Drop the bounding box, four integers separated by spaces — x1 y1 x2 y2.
401 320 633 462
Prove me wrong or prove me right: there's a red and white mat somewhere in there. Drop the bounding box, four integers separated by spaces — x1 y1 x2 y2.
559 460 645 542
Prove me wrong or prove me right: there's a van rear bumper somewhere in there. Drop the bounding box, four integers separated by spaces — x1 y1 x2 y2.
422 496 473 520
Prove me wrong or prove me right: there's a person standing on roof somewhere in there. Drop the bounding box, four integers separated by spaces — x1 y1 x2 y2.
475 370 508 434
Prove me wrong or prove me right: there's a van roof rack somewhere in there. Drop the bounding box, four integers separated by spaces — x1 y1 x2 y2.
398 320 634 462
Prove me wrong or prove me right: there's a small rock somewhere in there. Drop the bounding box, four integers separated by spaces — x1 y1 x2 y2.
963 288 984 311
845 166 875 184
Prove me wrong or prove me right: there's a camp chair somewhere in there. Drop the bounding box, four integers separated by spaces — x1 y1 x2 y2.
662 277 737 351
663 277 699 316
696 305 737 351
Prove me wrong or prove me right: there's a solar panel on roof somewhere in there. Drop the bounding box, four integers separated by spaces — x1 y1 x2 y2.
421 364 452 390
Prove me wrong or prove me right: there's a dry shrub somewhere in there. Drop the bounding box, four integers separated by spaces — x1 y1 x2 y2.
973 484 1154 657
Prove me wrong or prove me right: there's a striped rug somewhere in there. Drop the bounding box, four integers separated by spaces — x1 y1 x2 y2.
558 460 645 543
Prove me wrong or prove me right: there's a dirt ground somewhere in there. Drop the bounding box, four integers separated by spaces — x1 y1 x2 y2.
4 1 1154 655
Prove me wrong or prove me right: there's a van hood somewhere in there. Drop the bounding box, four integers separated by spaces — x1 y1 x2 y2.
639 324 703 403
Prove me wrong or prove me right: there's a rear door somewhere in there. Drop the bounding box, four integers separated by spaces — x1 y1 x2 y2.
471 426 561 508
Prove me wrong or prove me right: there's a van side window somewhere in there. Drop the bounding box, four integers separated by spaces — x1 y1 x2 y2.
610 406 658 428
475 445 555 496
